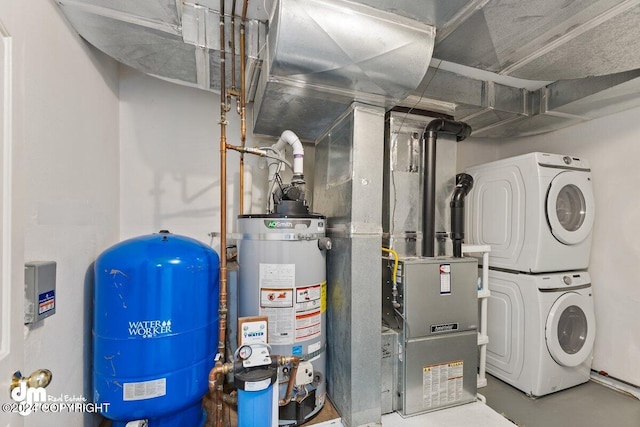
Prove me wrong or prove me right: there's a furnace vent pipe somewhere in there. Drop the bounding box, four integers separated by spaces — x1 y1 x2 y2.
421 119 472 258
450 173 474 258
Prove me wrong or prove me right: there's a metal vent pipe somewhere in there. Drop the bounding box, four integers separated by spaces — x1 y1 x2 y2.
421 119 472 258
450 173 474 258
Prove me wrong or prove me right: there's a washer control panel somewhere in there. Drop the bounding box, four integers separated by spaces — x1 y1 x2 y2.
537 271 591 289
536 152 590 170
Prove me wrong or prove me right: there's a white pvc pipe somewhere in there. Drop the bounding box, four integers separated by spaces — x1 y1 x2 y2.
272 130 304 176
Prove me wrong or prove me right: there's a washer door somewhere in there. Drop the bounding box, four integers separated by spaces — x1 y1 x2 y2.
546 171 595 245
545 292 595 367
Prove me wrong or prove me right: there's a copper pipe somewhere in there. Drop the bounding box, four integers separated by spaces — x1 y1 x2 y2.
238 0 249 215
230 0 237 94
277 356 300 406
222 391 238 406
208 363 234 394
216 0 229 426
205 363 233 427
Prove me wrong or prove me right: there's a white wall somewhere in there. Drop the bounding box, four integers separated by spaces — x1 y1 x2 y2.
461 106 640 387
119 66 320 247
119 66 271 248
1 1 120 426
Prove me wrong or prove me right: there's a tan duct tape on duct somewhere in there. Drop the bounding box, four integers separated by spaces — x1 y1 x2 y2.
252 0 436 140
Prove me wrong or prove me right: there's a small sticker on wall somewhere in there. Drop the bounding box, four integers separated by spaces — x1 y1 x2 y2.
38 290 55 315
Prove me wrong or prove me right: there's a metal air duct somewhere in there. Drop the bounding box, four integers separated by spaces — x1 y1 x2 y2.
251 0 436 140
54 0 640 139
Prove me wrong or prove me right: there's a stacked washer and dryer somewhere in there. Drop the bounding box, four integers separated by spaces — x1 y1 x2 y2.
466 152 597 397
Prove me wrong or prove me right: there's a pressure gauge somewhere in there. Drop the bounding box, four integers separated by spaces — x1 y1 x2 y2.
238 345 253 360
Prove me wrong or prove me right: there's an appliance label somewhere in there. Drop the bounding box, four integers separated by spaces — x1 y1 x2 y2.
439 264 451 294
294 283 322 341
245 378 272 392
260 288 294 308
240 320 268 345
321 281 327 313
430 323 459 334
123 378 166 401
260 263 295 288
264 219 311 229
128 319 172 338
422 361 464 408
295 309 321 341
38 290 55 315
260 287 295 345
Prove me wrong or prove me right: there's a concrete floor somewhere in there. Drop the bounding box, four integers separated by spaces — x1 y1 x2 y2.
98 375 639 426
481 374 640 427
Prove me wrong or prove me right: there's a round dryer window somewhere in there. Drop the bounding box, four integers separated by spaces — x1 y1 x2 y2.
556 185 585 232
545 292 596 367
546 171 595 245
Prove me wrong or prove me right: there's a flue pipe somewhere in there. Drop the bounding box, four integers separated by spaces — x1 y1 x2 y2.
450 173 474 258
421 119 472 258
271 130 304 180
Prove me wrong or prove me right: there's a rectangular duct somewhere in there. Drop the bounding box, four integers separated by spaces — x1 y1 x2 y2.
313 103 385 426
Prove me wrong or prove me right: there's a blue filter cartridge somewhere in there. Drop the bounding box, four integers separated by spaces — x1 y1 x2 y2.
235 366 278 427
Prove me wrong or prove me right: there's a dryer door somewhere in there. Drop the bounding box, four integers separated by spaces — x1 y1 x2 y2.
545 292 595 367
546 171 595 245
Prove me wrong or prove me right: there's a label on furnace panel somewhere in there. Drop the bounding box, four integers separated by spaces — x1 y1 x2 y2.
439 264 451 295
422 361 464 408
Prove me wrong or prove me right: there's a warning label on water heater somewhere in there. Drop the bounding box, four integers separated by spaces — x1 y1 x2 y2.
295 284 322 341
422 361 464 408
259 263 295 288
260 287 295 345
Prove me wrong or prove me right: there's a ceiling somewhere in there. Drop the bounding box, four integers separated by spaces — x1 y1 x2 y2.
55 0 640 138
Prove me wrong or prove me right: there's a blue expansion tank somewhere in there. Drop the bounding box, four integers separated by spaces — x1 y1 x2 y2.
93 231 220 426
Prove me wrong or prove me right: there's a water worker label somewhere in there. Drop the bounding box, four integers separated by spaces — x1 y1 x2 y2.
128 320 172 338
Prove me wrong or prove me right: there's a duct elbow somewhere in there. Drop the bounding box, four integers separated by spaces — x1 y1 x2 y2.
450 173 474 207
425 119 472 142
450 173 474 258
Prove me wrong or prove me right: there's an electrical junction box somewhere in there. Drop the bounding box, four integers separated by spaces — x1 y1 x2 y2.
24 261 56 324
295 361 314 386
